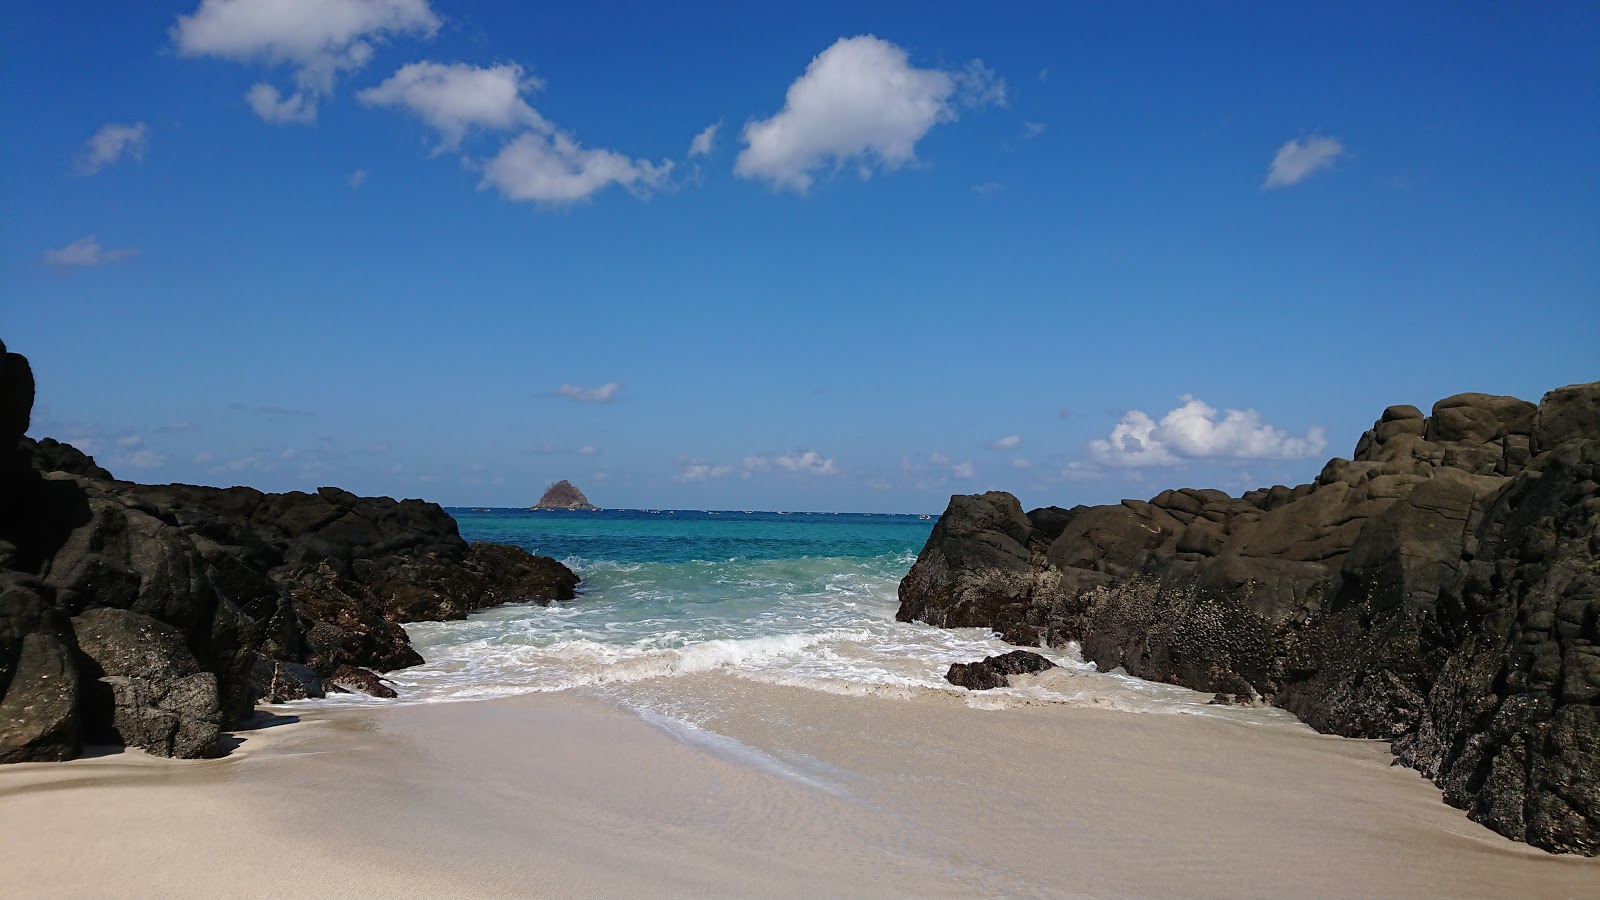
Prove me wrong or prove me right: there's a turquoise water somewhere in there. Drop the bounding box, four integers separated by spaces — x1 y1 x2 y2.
318 508 1259 716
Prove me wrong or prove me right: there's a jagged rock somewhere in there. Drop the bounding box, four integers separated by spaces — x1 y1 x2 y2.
0 341 582 761
946 650 1056 690
328 664 397 698
899 383 1600 855
250 655 326 703
533 479 598 510
0 574 79 762
71 607 222 758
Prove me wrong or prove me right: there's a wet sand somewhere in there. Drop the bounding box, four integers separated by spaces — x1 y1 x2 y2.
3 676 1597 899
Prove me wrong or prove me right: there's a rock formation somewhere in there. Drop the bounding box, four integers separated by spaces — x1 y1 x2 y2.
0 339 579 763
946 650 1056 691
899 385 1600 855
533 480 597 510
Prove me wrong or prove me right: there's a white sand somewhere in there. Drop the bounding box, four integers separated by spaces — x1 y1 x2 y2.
3 676 1597 899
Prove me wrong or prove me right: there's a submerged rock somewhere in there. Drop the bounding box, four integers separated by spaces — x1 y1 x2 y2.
946 650 1057 691
900 383 1600 855
533 480 598 510
0 340 581 762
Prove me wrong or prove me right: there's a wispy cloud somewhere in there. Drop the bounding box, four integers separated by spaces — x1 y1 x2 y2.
689 121 719 157
1089 396 1326 467
988 434 1021 450
348 168 368 189
1020 121 1046 140
1264 135 1344 189
42 235 138 268
736 36 1005 192
558 382 621 403
78 122 148 175
674 460 732 482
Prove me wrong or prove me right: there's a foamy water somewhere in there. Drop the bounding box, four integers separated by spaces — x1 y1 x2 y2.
307 509 1293 725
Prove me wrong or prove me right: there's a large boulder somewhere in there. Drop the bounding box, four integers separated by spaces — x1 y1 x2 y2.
946 650 1056 691
71 607 222 759
899 383 1600 855
0 575 79 763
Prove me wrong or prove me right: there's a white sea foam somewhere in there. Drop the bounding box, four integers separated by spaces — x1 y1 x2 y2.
302 549 1291 727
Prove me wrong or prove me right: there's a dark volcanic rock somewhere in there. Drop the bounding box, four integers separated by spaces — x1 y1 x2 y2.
946 650 1056 691
328 664 397 698
0 341 582 762
533 479 597 510
72 607 223 758
899 383 1600 855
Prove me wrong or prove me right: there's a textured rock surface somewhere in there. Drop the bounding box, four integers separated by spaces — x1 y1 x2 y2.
899 384 1600 855
533 479 598 510
946 650 1057 691
0 340 580 761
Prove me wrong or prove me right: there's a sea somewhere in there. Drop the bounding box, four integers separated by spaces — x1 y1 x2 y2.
306 507 1285 723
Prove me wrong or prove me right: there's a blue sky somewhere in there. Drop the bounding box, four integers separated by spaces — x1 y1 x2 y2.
3 1 1596 513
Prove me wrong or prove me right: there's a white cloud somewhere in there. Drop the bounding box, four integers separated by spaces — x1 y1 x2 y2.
78 122 148 175
246 82 317 123
480 131 671 205
119 449 168 470
735 35 1005 192
774 450 839 476
689 121 719 157
988 434 1021 450
576 445 599 457
116 434 144 448
1020 121 1046 140
950 462 976 479
558 382 621 403
674 461 732 483
1011 458 1032 469
349 168 368 188
928 451 951 465
1090 396 1327 467
358 61 548 151
1264 135 1344 189
173 0 440 124
742 455 771 473
41 236 138 268
971 181 1004 197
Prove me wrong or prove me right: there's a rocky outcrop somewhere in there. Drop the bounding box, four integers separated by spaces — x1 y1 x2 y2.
533 480 598 510
946 650 1056 691
899 385 1600 855
0 339 580 762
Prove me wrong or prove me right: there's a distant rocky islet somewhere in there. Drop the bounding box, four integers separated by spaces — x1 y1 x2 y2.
533 480 598 510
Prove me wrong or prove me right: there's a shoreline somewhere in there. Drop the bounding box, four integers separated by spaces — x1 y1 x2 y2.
5 676 1597 899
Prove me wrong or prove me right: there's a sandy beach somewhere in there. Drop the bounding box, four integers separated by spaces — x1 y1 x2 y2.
4 676 1597 899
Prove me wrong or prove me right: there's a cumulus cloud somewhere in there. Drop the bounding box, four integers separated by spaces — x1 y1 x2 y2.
358 61 548 151
689 122 719 157
774 450 839 476
41 236 138 268
78 122 148 175
558 382 621 403
950 462 976 479
481 131 670 205
736 35 1004 192
988 434 1021 450
1264 135 1344 189
1089 396 1327 467
172 0 440 124
576 445 599 457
